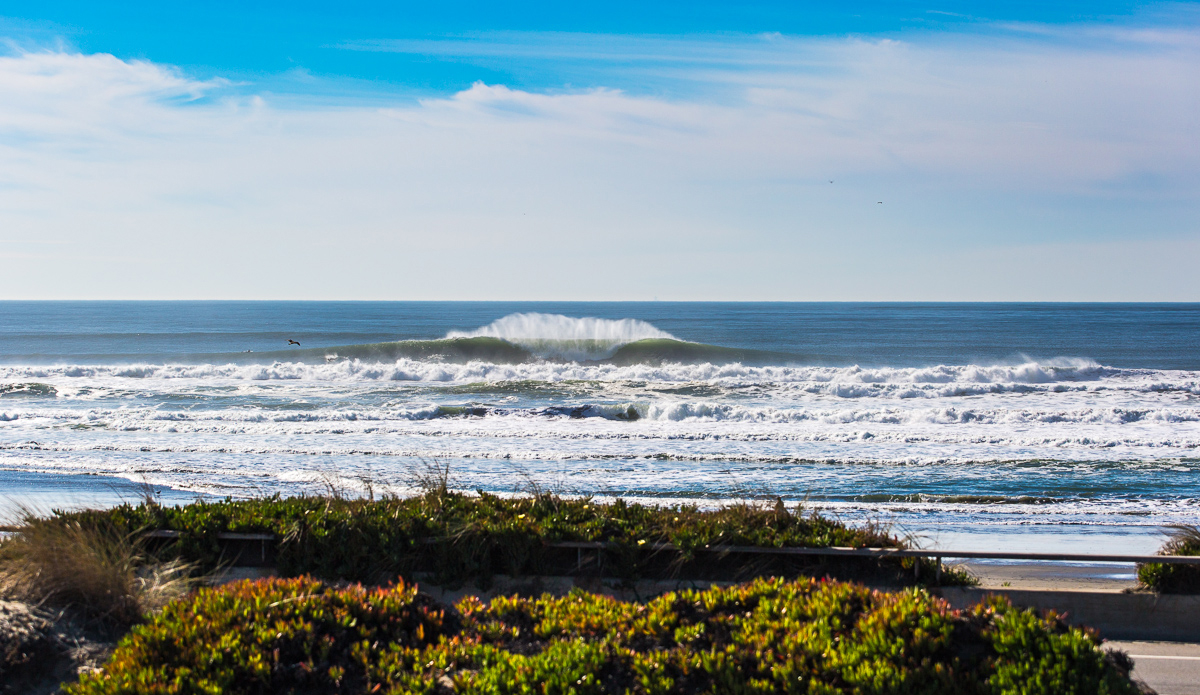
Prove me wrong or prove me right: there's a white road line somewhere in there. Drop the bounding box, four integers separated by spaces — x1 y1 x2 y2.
1128 655 1200 661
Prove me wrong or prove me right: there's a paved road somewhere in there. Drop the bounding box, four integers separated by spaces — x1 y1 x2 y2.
1107 641 1200 695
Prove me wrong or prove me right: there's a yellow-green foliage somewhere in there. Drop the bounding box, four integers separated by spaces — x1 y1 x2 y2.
69 576 1138 695
57 492 967 587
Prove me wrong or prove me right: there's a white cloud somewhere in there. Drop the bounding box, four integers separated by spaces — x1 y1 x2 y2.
0 51 219 144
0 27 1196 300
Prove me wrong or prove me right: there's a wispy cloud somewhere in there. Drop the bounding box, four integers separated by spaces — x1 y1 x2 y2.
0 50 226 149
0 22 1196 300
336 18 1200 74
338 32 833 69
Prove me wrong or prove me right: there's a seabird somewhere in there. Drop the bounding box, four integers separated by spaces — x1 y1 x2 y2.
288 339 301 346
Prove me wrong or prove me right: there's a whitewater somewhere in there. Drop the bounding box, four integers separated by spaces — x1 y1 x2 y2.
1 303 1198 553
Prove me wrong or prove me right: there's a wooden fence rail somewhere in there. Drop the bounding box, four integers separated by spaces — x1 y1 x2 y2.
7 527 1200 567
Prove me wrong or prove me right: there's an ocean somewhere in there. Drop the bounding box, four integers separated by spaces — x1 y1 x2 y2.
1 301 1197 554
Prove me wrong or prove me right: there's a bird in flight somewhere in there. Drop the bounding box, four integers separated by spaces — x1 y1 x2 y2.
288 339 301 346
877 201 883 204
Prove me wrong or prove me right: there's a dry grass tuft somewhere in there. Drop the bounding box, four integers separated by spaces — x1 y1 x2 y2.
0 513 193 626
1162 523 1200 554
407 458 454 499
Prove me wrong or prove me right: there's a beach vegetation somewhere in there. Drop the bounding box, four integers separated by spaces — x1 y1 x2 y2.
67 574 1140 695
0 510 194 627
51 490 974 588
1137 523 1200 593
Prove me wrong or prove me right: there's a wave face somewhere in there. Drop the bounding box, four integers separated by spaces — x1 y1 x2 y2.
3 302 1200 554
252 337 535 365
231 314 791 366
446 313 678 361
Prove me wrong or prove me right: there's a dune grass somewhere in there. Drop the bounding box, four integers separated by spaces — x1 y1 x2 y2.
0 511 194 627
1137 523 1200 594
68 574 1139 695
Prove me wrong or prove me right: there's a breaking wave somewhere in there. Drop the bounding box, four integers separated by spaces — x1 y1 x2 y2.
2 400 1197 429
0 358 1186 395
41 314 796 367
447 313 675 360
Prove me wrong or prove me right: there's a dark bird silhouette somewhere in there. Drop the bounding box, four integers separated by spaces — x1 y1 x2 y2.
877 201 883 204
829 180 833 183
288 339 301 346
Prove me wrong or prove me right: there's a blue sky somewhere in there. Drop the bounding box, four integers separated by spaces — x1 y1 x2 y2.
0 1 1197 299
8 2 1187 96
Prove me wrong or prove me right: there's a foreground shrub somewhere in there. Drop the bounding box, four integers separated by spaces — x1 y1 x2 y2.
1138 524 1200 593
56 492 970 587
69 576 1138 695
0 514 192 627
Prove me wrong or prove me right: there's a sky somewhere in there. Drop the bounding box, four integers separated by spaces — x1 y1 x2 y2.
0 1 1196 300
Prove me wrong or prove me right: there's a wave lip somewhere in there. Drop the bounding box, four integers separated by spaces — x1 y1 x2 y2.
447 313 677 361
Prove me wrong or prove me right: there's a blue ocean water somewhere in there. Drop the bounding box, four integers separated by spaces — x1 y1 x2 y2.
1 301 1197 553
1 301 1197 368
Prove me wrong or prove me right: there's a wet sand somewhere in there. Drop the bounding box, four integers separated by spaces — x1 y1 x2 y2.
955 559 1140 592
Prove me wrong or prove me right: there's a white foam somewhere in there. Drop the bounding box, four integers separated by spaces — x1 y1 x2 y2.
1 359 1194 398
446 313 677 360
1 396 1198 451
2 350 1199 543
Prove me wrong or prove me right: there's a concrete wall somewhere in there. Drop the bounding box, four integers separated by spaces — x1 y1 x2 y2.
937 588 1200 642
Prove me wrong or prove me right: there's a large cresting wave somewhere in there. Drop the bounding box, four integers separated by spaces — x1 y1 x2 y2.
447 313 676 360
215 313 798 366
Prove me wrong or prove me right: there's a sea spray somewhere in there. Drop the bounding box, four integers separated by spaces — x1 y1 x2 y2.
447 312 677 360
